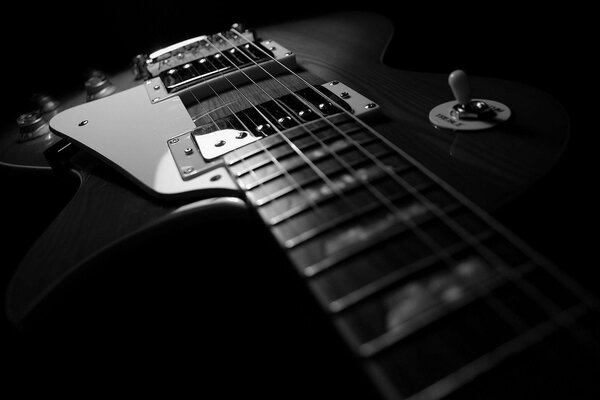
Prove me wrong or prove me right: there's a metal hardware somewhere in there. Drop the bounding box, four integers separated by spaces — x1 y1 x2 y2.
429 70 511 131
256 123 274 136
145 30 255 77
321 81 380 118
16 111 51 142
450 100 496 120
131 54 150 80
193 128 259 161
30 93 60 121
85 74 117 102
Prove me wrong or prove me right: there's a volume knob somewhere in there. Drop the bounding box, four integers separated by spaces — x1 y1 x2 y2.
131 54 150 80
85 72 116 101
16 111 51 142
30 93 61 120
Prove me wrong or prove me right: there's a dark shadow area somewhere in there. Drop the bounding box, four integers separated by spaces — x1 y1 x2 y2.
2 206 380 398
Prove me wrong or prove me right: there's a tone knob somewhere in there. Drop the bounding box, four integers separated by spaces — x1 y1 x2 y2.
85 72 116 101
16 111 51 142
30 93 61 120
131 54 150 80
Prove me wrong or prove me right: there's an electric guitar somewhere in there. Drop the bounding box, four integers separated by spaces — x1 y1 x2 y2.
2 11 598 400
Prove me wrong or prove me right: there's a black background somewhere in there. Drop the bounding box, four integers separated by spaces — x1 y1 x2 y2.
0 0 597 394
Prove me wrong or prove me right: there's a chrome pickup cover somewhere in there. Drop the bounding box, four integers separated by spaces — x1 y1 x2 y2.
144 40 296 103
146 31 255 76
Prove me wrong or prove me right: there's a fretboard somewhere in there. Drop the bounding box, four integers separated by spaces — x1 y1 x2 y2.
223 112 600 399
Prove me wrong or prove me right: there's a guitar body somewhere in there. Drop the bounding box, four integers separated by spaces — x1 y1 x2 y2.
2 12 596 400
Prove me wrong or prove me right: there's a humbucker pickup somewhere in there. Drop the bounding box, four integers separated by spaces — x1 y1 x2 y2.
160 41 281 92
136 27 296 101
146 29 256 76
143 38 295 102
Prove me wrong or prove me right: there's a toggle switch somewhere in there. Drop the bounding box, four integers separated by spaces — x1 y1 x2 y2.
429 70 511 131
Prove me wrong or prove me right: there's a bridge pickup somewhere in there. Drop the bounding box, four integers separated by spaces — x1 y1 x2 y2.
144 39 296 102
160 42 275 92
145 30 256 76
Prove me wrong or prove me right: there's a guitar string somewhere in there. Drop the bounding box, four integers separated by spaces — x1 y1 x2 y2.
182 56 333 226
194 37 447 253
208 34 600 350
199 39 401 218
184 40 429 263
169 35 600 394
193 35 546 338
223 29 600 349
228 28 600 306
159 28 598 396
165 33 596 351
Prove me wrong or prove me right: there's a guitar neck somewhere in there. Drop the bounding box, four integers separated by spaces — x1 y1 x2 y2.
223 111 600 399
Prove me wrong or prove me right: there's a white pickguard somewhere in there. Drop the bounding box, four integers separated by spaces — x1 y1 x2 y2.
49 84 238 198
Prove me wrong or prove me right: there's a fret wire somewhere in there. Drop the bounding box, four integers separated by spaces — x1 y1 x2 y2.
267 158 415 226
357 261 539 358
283 178 438 249
219 34 543 338
234 130 377 180
238 128 376 177
230 29 600 345
245 143 388 192
327 230 497 314
227 117 366 167
304 202 461 278
406 303 589 400
252 182 298 207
